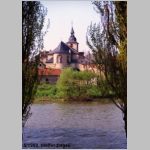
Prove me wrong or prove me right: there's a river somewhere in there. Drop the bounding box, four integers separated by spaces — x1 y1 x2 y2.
23 101 127 149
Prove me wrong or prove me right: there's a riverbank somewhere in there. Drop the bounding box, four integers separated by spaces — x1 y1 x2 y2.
34 83 115 104
33 96 116 104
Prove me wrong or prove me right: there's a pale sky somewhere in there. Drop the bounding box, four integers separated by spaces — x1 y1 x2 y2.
41 0 100 53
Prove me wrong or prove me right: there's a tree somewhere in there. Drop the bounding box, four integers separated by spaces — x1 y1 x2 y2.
22 1 48 127
56 68 96 99
87 1 127 136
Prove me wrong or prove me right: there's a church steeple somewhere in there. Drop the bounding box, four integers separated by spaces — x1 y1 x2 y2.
71 27 74 35
67 26 79 51
68 27 77 42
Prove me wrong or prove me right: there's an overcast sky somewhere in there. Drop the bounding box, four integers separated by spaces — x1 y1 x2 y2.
41 1 100 53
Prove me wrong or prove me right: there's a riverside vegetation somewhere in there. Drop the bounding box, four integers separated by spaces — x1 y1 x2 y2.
34 68 115 103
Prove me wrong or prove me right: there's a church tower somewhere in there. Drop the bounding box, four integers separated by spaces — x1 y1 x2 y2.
67 27 79 51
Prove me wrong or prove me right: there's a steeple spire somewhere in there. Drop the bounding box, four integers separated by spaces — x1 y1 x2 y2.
71 21 74 35
71 27 74 35
67 24 79 51
68 26 77 42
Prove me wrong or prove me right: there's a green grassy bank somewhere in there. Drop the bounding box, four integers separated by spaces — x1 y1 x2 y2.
34 83 115 103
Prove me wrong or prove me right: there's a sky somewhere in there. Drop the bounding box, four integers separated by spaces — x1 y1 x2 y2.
41 1 100 53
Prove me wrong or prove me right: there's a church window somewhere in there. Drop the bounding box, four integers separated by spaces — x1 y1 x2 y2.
60 56 62 63
57 55 62 63
70 43 73 48
57 56 59 63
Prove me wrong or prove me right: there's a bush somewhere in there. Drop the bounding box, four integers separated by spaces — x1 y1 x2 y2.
35 83 57 98
56 68 97 99
35 68 114 101
86 85 102 97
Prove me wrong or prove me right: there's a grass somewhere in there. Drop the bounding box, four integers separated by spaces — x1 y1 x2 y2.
35 83 57 98
34 83 115 103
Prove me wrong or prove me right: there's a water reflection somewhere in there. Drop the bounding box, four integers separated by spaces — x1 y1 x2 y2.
23 101 127 149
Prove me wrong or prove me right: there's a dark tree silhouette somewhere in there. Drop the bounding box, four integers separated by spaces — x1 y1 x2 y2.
22 1 48 127
87 1 127 136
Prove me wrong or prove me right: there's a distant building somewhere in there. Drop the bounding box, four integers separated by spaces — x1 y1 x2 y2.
40 27 87 70
38 68 61 84
38 27 100 84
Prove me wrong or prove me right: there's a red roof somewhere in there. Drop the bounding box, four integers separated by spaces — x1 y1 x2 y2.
38 68 61 76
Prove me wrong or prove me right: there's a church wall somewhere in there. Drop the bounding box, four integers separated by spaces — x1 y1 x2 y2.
72 54 78 61
72 43 78 51
61 54 68 65
53 54 59 64
78 64 105 79
40 57 47 63
70 63 78 69
55 63 64 69
47 54 53 60
45 63 56 69
53 53 70 69
67 43 78 51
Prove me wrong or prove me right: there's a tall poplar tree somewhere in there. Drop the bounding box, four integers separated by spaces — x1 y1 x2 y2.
87 1 127 136
22 1 47 127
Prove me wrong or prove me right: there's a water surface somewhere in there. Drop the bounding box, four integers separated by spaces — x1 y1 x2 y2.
23 101 127 149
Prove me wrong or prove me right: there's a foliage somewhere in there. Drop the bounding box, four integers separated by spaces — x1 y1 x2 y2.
34 69 114 101
35 83 57 98
87 1 127 135
56 68 97 99
22 1 47 127
86 85 101 97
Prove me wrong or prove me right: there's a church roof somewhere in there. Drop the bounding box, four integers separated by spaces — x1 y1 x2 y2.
52 41 70 54
51 41 77 54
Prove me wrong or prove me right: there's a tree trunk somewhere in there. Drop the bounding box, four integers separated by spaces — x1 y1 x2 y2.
123 105 127 137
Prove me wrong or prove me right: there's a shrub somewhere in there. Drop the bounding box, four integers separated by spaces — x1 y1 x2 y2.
35 83 57 98
56 68 97 99
86 85 102 97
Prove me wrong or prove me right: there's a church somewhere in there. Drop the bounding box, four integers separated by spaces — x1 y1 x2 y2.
38 27 97 84
40 27 85 70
